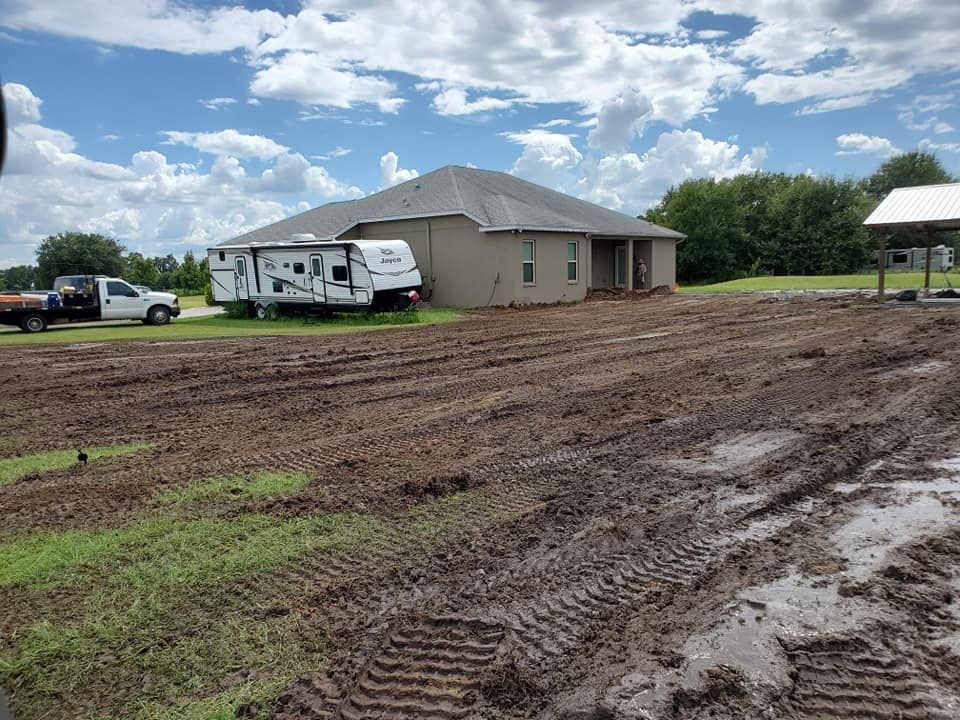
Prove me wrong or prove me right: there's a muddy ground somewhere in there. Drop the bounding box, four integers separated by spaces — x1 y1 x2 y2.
3 294 960 719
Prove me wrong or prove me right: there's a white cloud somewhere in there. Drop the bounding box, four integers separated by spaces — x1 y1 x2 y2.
835 133 900 157
162 129 289 160
578 129 764 211
696 29 728 40
536 119 572 128
312 146 352 161
250 51 404 112
100 133 121 141
379 152 418 189
919 139 960 154
431 88 516 116
503 130 583 189
3 82 42 125
0 83 363 265
2 0 289 54
587 90 653 153
200 96 237 110
246 98 261 106
898 93 956 134
797 93 877 115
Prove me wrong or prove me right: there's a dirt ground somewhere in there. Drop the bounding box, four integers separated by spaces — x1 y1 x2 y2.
4 294 960 720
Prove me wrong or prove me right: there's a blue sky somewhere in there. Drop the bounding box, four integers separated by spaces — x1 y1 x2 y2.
1 0 958 267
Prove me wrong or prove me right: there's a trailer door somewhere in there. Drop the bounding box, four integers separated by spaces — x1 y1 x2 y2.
309 255 326 302
235 256 249 300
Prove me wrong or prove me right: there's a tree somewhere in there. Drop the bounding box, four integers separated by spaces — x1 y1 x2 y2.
0 265 39 291
863 151 954 200
36 232 126 288
170 251 205 293
125 252 160 288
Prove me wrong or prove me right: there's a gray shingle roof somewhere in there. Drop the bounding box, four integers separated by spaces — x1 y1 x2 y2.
220 165 685 246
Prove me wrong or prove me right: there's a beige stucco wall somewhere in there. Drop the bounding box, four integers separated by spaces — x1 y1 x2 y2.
486 231 588 306
650 238 677 288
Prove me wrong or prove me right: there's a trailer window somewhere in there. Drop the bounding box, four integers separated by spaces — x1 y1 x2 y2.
332 265 348 282
218 251 225 261
522 240 535 285
312 258 322 275
235 257 246 276
293 262 305 275
272 280 283 293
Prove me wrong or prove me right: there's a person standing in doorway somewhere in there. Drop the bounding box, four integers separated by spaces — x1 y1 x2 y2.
636 257 647 290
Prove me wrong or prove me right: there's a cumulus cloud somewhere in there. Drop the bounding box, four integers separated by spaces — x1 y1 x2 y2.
431 88 516 116
0 83 363 265
898 94 956 134
250 51 404 112
587 90 653 153
503 130 583 189
379 152 418 189
919 138 960 154
3 82 42 125
161 129 289 160
835 133 900 157
577 130 765 211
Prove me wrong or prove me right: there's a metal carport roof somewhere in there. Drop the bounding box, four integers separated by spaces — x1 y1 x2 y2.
864 182 960 231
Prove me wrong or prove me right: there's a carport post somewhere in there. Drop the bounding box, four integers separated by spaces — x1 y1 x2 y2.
924 227 935 297
876 230 886 303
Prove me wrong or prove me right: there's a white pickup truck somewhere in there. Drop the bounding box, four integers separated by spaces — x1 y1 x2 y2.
0 275 181 333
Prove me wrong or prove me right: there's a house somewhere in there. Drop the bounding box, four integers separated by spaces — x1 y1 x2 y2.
223 165 685 308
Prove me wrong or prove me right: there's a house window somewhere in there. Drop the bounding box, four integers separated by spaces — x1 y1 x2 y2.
892 252 909 263
293 262 305 275
567 241 578 282
522 240 536 285
332 265 348 282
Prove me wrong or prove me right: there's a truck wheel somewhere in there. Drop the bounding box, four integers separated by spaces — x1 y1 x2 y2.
20 313 48 333
147 305 171 326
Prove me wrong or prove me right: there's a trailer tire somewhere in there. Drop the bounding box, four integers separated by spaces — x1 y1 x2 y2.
20 313 48 333
147 305 172 326
255 302 278 320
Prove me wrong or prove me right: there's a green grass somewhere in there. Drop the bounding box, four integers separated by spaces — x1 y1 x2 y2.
156 471 313 507
0 443 151 487
135 677 288 720
0 512 377 717
681 271 958 293
176 294 207 310
0 512 375 590
0 307 461 345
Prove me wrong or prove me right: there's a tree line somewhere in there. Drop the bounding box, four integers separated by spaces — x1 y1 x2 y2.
645 151 957 283
0 232 210 294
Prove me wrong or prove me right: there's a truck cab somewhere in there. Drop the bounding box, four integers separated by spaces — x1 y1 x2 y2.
0 276 180 332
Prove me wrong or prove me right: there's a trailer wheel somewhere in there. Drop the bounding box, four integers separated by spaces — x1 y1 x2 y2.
147 305 171 326
20 313 48 333
255 303 278 320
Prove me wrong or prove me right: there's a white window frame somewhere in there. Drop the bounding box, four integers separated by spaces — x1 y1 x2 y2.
522 239 536 286
567 241 578 284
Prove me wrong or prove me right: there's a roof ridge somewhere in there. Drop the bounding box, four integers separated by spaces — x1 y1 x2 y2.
447 166 467 212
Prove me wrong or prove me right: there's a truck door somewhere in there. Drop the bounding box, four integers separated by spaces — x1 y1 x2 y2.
102 280 147 319
309 255 326 303
235 256 250 300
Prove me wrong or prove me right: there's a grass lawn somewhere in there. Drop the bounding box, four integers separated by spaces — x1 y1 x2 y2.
176 294 207 310
681 271 958 293
0 307 461 346
0 443 152 487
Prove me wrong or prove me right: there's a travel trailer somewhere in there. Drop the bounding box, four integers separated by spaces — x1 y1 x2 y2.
208 236 422 317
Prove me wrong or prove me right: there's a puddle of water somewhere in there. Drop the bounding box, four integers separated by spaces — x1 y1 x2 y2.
671 431 800 474
610 571 872 715
833 470 960 582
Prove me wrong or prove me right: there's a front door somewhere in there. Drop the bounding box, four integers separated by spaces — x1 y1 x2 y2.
615 244 627 288
102 279 146 319
310 255 326 302
235 256 249 300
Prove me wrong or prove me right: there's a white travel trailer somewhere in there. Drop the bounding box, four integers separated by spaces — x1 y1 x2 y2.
208 236 423 317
